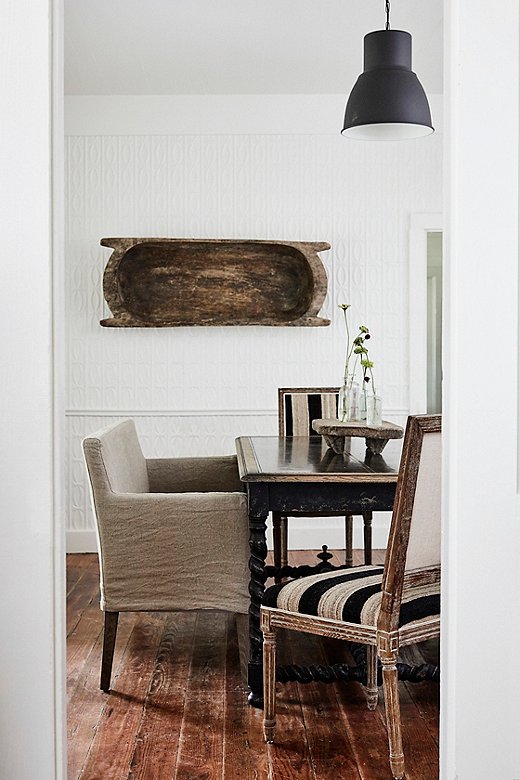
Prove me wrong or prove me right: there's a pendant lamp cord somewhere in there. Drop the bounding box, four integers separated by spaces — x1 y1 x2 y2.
385 0 391 29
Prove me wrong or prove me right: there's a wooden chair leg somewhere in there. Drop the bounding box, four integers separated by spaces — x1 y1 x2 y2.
381 655 405 780
261 611 277 742
100 611 119 692
344 514 353 567
363 511 373 565
365 644 379 710
280 515 288 569
272 512 288 584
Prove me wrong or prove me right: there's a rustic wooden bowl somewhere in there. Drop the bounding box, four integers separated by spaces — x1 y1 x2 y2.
100 238 330 327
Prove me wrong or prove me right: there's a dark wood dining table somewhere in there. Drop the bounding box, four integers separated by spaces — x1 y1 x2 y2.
235 434 402 706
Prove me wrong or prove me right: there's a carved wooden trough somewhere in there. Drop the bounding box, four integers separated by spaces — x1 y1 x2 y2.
100 238 330 327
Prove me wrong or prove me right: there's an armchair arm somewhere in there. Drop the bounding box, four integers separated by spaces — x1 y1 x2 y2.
96 490 250 614
106 489 245 515
146 454 244 493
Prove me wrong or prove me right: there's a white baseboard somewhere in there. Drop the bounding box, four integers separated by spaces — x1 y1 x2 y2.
67 514 390 555
66 530 98 553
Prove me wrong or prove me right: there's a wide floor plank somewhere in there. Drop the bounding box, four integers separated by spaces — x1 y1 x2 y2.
173 612 228 780
126 613 197 780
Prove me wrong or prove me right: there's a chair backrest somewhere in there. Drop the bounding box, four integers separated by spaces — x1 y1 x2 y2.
278 387 339 436
83 419 149 496
378 414 441 634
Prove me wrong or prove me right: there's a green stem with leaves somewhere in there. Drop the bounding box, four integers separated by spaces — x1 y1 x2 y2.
342 306 354 385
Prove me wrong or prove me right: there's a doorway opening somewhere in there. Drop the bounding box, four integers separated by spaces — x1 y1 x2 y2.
409 213 443 415
427 231 443 413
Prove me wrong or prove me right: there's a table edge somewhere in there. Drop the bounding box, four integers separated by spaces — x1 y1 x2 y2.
235 436 398 483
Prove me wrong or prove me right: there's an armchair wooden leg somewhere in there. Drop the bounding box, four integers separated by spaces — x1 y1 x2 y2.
273 512 288 584
363 511 373 565
100 611 119 692
261 610 277 743
365 644 379 710
381 654 405 780
344 514 353 567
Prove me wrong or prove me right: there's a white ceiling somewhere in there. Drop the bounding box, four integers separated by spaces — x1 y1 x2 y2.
65 0 443 96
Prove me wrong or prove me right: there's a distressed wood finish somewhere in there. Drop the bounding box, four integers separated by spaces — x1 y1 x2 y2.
67 551 439 780
236 435 401 483
312 418 404 455
260 415 442 780
379 416 441 638
100 237 330 327
236 435 400 704
248 505 270 692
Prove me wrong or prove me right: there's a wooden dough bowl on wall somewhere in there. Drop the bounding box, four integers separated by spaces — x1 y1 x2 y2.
100 238 330 327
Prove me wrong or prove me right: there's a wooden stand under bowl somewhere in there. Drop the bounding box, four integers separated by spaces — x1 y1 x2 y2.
312 418 404 455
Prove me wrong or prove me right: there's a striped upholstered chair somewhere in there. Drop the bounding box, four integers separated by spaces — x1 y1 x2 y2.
262 414 441 780
273 387 373 571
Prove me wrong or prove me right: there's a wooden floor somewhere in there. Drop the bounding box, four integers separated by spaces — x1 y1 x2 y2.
67 551 439 780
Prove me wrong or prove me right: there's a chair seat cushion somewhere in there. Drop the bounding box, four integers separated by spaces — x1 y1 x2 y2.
263 566 440 627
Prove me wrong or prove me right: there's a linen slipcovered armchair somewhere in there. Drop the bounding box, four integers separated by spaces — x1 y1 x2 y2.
83 419 250 691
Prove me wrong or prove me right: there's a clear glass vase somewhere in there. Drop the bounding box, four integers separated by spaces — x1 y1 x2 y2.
359 388 367 422
366 394 382 426
338 376 360 422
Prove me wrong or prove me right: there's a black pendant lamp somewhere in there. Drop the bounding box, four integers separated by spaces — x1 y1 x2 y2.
341 1 433 140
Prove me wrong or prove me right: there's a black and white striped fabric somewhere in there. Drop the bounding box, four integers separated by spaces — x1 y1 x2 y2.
283 391 338 437
263 566 440 628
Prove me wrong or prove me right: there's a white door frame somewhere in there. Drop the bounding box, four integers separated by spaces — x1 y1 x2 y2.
441 0 520 777
0 0 65 778
409 212 443 414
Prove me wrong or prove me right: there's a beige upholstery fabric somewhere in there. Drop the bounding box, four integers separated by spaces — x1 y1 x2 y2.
405 431 442 571
360 575 440 627
83 420 250 615
147 455 244 494
91 419 149 494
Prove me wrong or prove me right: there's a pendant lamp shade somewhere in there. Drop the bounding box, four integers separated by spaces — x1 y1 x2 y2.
342 30 434 140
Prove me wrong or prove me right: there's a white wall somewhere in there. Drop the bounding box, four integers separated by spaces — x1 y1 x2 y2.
65 95 443 552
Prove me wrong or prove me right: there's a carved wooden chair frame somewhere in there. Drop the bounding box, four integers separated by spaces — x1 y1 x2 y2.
262 414 441 780
273 386 373 575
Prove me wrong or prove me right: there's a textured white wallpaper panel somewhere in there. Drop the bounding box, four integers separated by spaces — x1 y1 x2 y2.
65 132 442 541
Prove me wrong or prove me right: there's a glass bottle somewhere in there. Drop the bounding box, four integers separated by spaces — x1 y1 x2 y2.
366 394 382 426
338 375 360 422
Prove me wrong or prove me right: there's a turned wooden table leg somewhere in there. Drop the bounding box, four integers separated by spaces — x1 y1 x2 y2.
247 493 269 707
